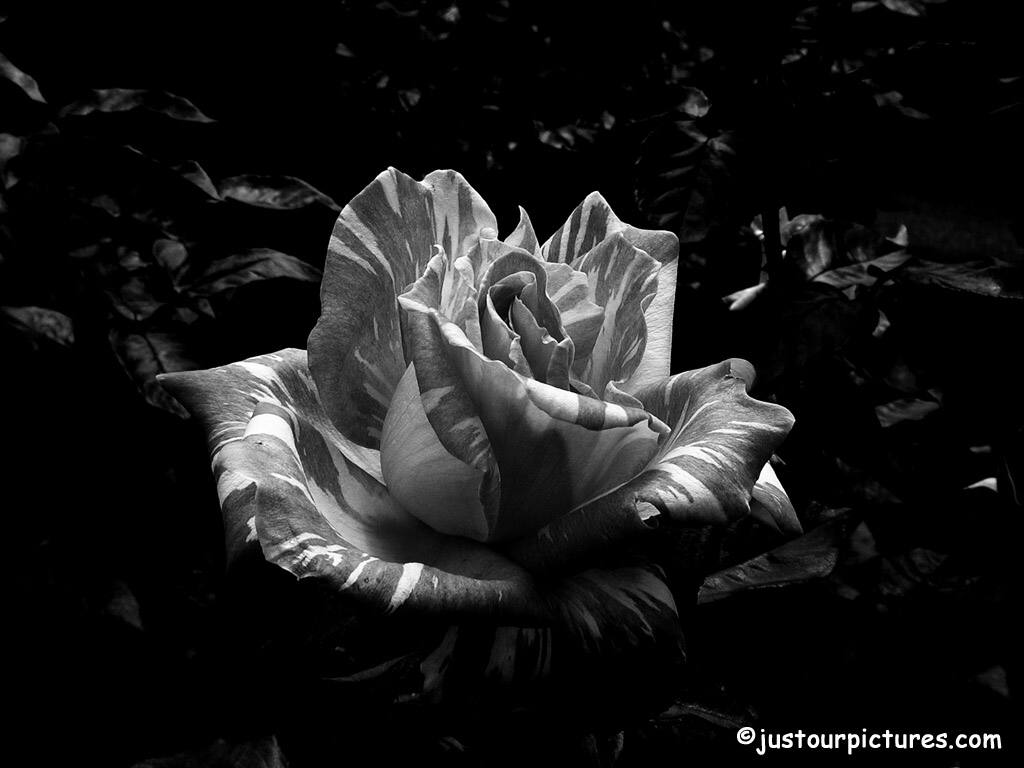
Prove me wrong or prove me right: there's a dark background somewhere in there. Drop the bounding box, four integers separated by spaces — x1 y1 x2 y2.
2 2 1019 766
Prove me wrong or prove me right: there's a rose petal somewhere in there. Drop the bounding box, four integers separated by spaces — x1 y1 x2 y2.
509 297 573 388
506 360 794 574
541 262 605 362
618 256 677 394
479 248 565 342
397 302 668 542
572 233 661 397
309 168 497 449
161 349 549 619
401 248 482 351
749 461 801 535
540 191 678 267
504 205 541 257
384 297 501 541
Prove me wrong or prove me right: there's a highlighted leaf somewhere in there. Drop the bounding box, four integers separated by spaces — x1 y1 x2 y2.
218 174 340 211
59 88 214 122
184 249 321 296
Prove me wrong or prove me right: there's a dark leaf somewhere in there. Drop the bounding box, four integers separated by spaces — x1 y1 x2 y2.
110 328 195 417
108 273 165 322
132 735 287 768
880 0 926 16
634 120 742 243
1 305 74 346
678 87 710 118
218 174 340 211
185 249 321 296
901 259 1024 300
0 131 23 187
698 516 854 604
59 88 215 122
813 250 911 292
153 238 189 278
875 395 941 428
168 158 221 199
0 51 45 103
122 146 221 199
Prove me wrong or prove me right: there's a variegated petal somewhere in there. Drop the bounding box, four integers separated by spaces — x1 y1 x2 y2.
397 302 668 542
506 360 794 574
573 233 661 397
542 261 605 362
619 256 677 394
309 168 497 449
749 461 801 535
160 349 545 620
504 205 541 257
540 191 678 267
623 359 795 523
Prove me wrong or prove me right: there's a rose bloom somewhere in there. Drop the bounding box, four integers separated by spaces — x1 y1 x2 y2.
161 168 796 693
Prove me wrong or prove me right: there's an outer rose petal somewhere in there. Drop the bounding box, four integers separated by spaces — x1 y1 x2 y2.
572 233 660 397
541 191 678 267
309 168 497 450
619 256 677 394
160 350 685 690
503 205 541 256
506 359 795 574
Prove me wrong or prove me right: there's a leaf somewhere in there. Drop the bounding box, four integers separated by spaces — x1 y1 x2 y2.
901 259 1023 300
108 273 165 322
132 735 287 768
122 146 221 199
678 87 710 118
110 328 195 416
185 249 321 296
698 515 853 604
0 132 23 187
218 174 341 211
59 88 214 122
812 250 912 292
875 396 941 428
153 238 189 279
0 51 45 103
634 120 742 243
1 305 74 346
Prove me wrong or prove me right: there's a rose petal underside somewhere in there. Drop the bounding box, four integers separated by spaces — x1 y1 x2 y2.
308 168 497 450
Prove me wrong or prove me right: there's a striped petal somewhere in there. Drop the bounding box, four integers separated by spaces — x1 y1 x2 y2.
540 191 678 267
308 168 497 449
749 462 801 535
159 349 546 619
503 205 541 257
573 233 661 397
619 256 677 394
161 350 686 692
396 300 669 542
506 360 794 574
623 360 795 524
542 261 605 363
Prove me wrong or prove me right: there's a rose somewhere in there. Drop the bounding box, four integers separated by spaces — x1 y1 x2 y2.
160 168 796 694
